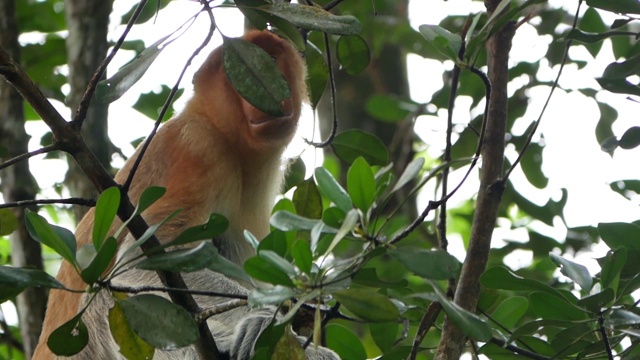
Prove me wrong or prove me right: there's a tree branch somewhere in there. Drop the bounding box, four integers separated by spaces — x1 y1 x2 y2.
0 198 95 209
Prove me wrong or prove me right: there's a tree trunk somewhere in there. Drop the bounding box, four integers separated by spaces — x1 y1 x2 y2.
0 1 46 357
63 0 114 221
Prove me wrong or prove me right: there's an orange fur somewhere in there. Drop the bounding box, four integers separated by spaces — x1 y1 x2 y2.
33 30 306 359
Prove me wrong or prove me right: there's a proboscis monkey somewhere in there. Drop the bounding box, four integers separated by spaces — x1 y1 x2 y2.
33 30 339 360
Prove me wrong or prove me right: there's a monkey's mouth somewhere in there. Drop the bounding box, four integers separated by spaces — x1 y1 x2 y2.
249 98 295 126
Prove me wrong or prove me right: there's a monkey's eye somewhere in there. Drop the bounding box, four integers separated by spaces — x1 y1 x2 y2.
270 55 277 63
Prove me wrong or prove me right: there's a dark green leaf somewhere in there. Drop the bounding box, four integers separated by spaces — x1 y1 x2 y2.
0 266 64 303
135 186 167 216
366 94 419 123
388 248 460 280
93 187 120 249
291 240 312 275
482 267 566 299
529 292 588 321
272 325 306 359
314 167 352 213
244 256 294 287
17 0 66 32
610 180 640 200
48 313 89 356
259 3 361 35
25 210 77 267
80 237 118 284
586 0 640 14
369 322 398 353
566 29 618 44
521 142 548 189
223 36 291 117
165 213 229 248
596 102 617 146
577 288 614 312
491 297 528 329
391 157 424 193
331 130 389 166
207 252 253 284
283 157 306 193
433 285 492 341
336 35 370 75
97 34 171 103
270 211 329 232
305 41 329 109
549 253 593 291
601 248 627 292
597 77 640 97
293 178 323 219
418 25 462 61
119 294 199 349
259 250 296 276
619 126 640 149
326 324 367 360
334 288 399 322
577 7 606 57
598 222 640 250
603 53 640 79
600 135 619 155
0 209 17 236
120 0 171 25
347 157 376 213
109 297 155 360
133 85 184 121
137 242 217 273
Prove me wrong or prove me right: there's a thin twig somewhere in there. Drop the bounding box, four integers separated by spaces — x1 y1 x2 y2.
124 3 217 192
598 312 614 360
106 282 249 300
307 33 338 148
196 299 248 323
0 144 59 171
408 302 442 360
0 198 95 209
323 0 348 11
490 338 553 360
503 0 582 182
71 0 149 129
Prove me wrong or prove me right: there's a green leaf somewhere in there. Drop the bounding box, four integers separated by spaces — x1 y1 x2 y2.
598 222 640 250
259 250 296 276
135 186 167 216
0 266 64 303
418 25 462 62
586 0 640 14
291 240 312 275
80 237 118 284
325 324 367 360
369 322 398 353
305 41 329 109
391 157 424 193
603 54 640 79
133 85 184 121
96 34 171 103
336 35 370 75
601 248 627 293
272 325 307 359
324 209 358 256
259 3 361 35
618 126 640 149
48 313 89 356
491 296 528 329
223 36 291 117
596 77 640 97
334 288 399 322
165 213 229 248
270 210 329 232
137 242 217 273
388 248 461 280
109 296 155 360
25 210 77 268
577 288 614 313
93 187 120 249
207 252 253 284
248 286 296 307
292 178 323 219
283 157 306 193
365 94 420 123
433 285 492 341
314 167 353 213
257 230 288 258
0 209 17 236
610 180 640 200
565 28 618 44
549 253 593 291
119 294 199 349
331 130 389 166
244 256 294 287
347 157 376 213
529 292 588 321
481 267 566 299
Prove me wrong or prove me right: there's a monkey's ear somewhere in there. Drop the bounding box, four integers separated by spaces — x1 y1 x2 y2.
222 36 291 117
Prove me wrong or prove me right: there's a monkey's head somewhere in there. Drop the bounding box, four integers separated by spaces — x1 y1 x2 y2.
191 30 307 158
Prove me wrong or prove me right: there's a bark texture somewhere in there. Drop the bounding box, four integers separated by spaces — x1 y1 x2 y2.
435 2 515 358
0 0 46 357
64 0 114 220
